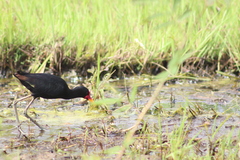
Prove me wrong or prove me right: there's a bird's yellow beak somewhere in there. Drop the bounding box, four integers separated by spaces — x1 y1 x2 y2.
88 98 94 102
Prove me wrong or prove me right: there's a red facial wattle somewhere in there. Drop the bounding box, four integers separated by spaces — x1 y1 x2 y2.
84 94 93 102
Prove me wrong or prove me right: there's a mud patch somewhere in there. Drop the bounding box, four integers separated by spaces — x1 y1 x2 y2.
1 114 240 159
0 77 239 159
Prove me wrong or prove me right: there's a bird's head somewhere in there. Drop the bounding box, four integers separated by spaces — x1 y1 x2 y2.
84 93 94 102
73 86 93 102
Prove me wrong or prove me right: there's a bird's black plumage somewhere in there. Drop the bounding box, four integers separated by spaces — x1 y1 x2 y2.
12 71 93 132
14 71 92 100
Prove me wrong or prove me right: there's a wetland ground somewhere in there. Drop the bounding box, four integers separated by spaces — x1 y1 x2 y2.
0 0 239 159
0 75 239 159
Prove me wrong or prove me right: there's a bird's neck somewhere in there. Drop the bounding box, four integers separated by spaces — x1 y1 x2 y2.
65 87 88 99
63 89 79 99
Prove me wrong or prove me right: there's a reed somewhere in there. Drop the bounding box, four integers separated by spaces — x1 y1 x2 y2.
0 0 239 75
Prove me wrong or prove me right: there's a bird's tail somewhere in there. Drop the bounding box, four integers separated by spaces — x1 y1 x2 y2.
14 71 34 92
13 71 28 81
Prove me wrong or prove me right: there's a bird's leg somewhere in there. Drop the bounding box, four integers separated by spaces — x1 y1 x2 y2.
23 97 44 131
13 95 32 133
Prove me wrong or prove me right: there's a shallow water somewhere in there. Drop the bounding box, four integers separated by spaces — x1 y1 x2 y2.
0 76 239 159
111 77 239 113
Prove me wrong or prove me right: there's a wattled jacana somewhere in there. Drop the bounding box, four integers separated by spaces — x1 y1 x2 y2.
13 71 93 131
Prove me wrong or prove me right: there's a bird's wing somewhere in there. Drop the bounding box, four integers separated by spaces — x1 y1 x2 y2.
27 74 68 98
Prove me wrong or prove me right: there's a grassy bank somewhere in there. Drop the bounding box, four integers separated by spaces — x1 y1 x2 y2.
0 0 239 76
1 1 240 159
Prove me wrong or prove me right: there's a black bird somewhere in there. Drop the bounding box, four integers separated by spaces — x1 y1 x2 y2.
13 71 93 131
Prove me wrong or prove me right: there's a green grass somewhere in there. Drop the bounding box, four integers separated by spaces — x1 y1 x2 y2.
0 0 240 159
1 1 240 158
0 0 239 74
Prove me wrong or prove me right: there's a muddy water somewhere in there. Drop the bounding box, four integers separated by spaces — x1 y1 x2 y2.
111 77 239 113
0 76 239 159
